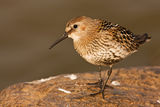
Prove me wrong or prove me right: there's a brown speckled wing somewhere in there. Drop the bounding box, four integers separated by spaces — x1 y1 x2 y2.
98 19 140 52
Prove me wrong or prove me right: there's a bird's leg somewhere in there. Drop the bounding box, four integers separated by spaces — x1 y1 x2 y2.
101 65 112 99
87 66 103 88
88 66 113 98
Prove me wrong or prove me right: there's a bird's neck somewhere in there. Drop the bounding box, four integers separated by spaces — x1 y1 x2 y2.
73 33 98 56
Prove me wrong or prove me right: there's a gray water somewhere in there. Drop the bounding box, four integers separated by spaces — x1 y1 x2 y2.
0 0 160 90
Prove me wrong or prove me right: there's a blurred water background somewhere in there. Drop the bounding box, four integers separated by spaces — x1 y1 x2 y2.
0 0 160 90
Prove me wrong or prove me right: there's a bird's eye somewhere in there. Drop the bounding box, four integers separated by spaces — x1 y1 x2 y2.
73 24 78 29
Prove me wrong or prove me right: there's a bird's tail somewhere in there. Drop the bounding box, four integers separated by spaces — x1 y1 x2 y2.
135 33 151 45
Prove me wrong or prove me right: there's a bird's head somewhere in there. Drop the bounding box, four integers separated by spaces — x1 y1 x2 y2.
49 16 98 49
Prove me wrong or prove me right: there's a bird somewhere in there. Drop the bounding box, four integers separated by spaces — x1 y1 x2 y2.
49 16 151 99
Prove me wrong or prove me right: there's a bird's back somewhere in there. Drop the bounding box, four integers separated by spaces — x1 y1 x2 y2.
97 19 151 52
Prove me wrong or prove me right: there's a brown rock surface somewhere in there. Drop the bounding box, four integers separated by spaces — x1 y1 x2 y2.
0 66 160 107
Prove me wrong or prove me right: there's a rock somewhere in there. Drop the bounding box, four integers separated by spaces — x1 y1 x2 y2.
0 66 160 107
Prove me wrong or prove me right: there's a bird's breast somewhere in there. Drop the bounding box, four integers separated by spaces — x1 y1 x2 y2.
74 38 134 66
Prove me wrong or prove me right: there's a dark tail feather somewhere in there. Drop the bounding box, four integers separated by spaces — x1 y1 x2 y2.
135 33 151 45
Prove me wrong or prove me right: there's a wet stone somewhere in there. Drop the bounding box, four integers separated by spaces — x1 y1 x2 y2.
0 66 160 107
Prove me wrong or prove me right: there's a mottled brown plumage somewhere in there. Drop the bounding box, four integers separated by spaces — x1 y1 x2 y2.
49 16 151 99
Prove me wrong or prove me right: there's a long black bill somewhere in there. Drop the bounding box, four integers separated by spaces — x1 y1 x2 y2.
49 32 68 49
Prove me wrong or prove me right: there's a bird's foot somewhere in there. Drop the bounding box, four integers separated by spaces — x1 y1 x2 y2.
89 89 105 99
87 78 103 85
87 79 114 89
89 84 114 99
87 79 103 88
89 90 101 96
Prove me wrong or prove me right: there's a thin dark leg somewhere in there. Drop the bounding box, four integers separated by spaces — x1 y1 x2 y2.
87 66 102 88
88 65 113 97
101 65 112 99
